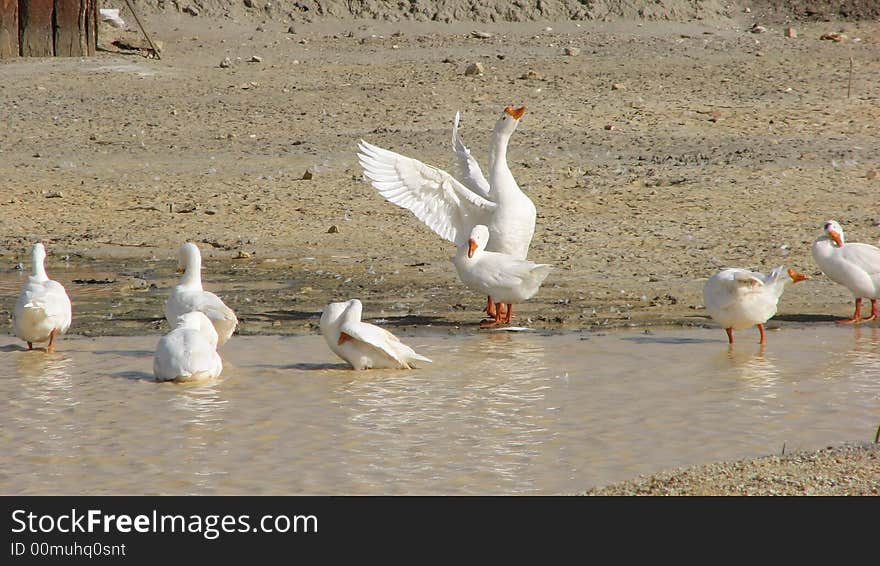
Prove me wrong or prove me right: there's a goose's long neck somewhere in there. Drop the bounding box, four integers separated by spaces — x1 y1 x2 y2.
488 130 513 188
764 268 789 296
31 254 48 282
182 255 203 289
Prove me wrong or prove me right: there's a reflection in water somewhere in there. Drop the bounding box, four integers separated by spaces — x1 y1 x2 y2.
165 382 230 494
333 332 551 493
10 352 78 488
719 347 782 408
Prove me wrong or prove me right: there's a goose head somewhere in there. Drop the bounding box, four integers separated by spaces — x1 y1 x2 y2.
822 220 845 248
176 242 203 285
321 299 362 330
466 225 491 258
31 242 47 266
30 242 48 280
493 105 526 138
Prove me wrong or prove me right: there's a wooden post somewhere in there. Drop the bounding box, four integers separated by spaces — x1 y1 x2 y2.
0 0 18 58
54 0 79 56
84 0 96 55
53 0 95 56
19 0 54 56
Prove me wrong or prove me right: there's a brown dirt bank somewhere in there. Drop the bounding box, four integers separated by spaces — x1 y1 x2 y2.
2 12 879 338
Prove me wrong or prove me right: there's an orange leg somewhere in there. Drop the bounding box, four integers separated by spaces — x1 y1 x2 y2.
864 299 878 322
725 328 733 344
503 304 513 324
27 341 33 350
484 296 496 318
46 328 57 353
837 298 863 324
480 303 504 328
757 323 765 345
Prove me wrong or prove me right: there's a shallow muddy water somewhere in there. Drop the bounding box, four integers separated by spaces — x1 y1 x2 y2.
1 325 878 495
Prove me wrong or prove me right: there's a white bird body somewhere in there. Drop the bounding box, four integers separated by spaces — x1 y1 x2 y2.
154 311 223 382
811 219 880 323
453 225 552 326
703 266 808 343
165 243 238 346
357 106 535 259
320 299 432 370
13 243 72 351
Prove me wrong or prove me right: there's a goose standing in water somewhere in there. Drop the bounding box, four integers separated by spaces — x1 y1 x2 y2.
165 242 238 345
154 311 223 382
703 266 809 344
811 219 880 323
453 225 552 328
357 106 537 318
13 243 72 353
320 299 432 370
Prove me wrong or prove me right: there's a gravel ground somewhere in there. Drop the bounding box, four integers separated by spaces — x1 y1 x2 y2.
583 442 880 495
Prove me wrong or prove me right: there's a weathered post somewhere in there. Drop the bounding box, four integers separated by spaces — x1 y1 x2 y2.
0 0 19 58
19 0 55 56
54 0 97 56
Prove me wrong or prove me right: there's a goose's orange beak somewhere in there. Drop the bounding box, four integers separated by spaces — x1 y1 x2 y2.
828 230 843 248
504 106 526 120
338 332 351 346
467 238 478 258
787 268 810 283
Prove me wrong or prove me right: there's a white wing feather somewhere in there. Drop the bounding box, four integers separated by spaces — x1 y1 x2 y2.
838 243 880 279
341 321 431 367
451 111 491 199
357 139 496 247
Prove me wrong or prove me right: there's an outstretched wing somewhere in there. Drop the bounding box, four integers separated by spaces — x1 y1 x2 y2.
451 111 491 200
357 139 497 247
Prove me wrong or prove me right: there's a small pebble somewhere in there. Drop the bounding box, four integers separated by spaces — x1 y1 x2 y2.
464 62 484 76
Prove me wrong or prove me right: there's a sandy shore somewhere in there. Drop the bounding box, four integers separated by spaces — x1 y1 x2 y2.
2 6 879 494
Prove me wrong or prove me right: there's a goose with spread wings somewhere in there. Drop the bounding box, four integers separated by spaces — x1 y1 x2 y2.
357 106 536 319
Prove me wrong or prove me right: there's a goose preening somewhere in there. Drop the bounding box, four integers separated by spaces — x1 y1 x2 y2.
153 311 223 382
703 266 809 344
811 219 880 323
453 225 552 328
13 243 72 353
165 243 238 346
357 106 537 318
320 299 432 370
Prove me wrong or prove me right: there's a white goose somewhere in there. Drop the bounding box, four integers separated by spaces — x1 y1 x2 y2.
357 106 537 316
13 243 72 352
453 225 552 328
154 311 223 382
165 242 238 345
320 299 432 370
703 266 809 344
811 219 880 323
